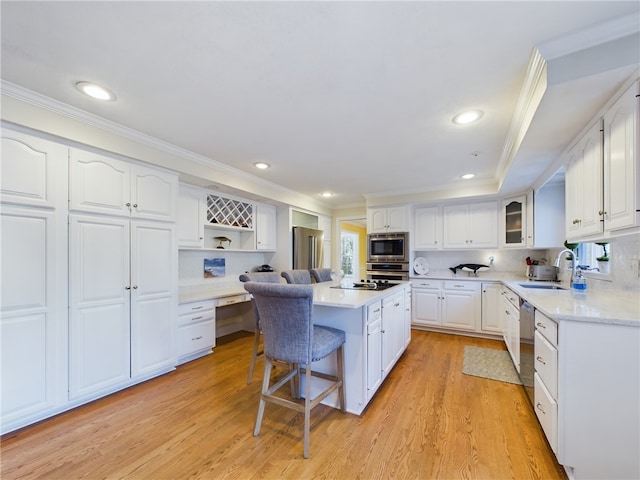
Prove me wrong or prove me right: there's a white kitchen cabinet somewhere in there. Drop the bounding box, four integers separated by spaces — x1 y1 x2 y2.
1 131 67 208
603 80 639 233
0 130 69 435
441 281 480 331
411 279 441 327
443 201 498 249
411 280 479 332
367 206 410 233
502 195 527 248
381 291 404 378
413 206 441 250
0 207 68 434
177 299 216 364
403 287 411 348
481 282 502 334
501 287 520 372
564 121 604 241
366 301 383 398
69 215 176 401
69 148 177 222
256 203 277 251
177 184 205 247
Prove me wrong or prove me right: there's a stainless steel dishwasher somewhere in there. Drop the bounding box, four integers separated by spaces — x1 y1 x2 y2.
519 300 535 405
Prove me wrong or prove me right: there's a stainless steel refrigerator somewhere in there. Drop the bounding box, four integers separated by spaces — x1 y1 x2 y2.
292 226 324 269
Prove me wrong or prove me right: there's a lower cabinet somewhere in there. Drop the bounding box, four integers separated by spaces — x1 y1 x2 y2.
382 291 405 378
534 309 640 480
366 301 383 397
69 215 176 401
1 206 68 434
501 286 520 372
480 282 502 333
411 280 480 332
177 299 216 364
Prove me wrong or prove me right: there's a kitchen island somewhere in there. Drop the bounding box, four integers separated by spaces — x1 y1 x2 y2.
179 280 412 415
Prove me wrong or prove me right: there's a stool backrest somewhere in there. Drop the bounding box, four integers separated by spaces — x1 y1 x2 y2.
281 269 312 284
310 268 332 283
243 282 314 364
239 272 282 283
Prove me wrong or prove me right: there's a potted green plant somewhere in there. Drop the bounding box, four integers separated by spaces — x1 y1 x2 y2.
596 242 610 274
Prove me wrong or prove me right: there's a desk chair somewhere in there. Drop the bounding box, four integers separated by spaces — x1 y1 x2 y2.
243 282 345 458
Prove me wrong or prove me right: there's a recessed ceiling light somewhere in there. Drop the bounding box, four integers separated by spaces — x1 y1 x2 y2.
75 81 116 101
320 192 334 198
253 162 270 170
461 173 475 179
452 110 484 125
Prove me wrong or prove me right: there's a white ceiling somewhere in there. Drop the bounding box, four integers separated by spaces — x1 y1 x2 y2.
1 1 639 209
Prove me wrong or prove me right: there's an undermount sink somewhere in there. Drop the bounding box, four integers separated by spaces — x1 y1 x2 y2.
517 282 567 290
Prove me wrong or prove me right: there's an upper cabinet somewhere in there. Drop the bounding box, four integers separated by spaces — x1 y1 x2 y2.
443 201 498 249
565 121 604 241
502 195 527 248
255 203 277 251
177 184 206 247
367 206 410 233
69 148 177 222
1 131 68 209
603 80 639 233
413 206 441 250
564 79 639 241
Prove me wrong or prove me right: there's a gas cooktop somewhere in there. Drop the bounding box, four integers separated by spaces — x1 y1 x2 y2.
331 280 400 291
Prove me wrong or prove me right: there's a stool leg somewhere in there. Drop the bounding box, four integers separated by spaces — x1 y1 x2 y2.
336 345 346 413
303 364 312 459
254 357 271 436
247 327 261 384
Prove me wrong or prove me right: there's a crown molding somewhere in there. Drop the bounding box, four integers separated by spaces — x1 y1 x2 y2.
1 80 331 213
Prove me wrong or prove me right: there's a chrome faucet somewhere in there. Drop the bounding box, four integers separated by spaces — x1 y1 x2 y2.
555 248 578 286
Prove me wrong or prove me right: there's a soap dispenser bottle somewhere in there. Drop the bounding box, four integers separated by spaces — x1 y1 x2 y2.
573 270 587 293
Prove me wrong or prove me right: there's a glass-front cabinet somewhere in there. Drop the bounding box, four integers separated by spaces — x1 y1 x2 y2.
503 195 526 248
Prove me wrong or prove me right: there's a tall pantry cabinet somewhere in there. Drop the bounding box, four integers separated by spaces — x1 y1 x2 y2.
68 148 178 401
1 130 69 433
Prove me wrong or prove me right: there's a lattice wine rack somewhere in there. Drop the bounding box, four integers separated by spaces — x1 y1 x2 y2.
206 194 254 229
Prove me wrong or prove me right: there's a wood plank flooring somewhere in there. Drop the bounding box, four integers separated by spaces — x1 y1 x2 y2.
1 330 567 479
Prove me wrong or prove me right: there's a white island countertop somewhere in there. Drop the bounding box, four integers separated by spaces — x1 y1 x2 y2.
179 281 410 308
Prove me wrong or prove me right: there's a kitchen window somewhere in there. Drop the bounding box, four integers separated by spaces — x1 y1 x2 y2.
577 242 612 277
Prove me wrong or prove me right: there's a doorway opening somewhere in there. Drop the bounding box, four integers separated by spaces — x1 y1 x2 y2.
338 218 367 281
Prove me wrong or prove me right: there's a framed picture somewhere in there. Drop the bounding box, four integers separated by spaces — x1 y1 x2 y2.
204 258 225 278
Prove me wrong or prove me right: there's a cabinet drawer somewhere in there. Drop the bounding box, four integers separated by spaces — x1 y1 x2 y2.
534 331 558 399
443 280 480 291
217 294 251 307
178 299 216 316
178 311 214 327
534 373 558 455
535 310 558 346
412 280 441 290
178 320 215 357
368 301 382 322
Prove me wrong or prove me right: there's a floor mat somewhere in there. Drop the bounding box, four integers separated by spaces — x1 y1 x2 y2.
462 346 522 385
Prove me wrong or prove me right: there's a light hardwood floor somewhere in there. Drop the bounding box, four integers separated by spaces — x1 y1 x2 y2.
1 330 567 480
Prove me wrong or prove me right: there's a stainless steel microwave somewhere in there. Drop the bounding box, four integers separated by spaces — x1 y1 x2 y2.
367 232 409 263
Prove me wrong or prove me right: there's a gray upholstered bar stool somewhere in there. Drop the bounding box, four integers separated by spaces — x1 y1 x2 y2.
242 282 346 459
239 272 282 384
280 269 312 284
310 268 332 283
